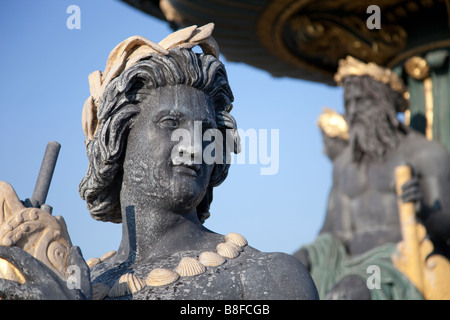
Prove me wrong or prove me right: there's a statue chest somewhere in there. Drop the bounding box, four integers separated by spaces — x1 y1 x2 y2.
338 157 397 199
132 270 242 300
90 249 249 300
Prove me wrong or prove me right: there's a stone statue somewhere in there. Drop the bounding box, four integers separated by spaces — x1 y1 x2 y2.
294 56 450 300
0 24 318 300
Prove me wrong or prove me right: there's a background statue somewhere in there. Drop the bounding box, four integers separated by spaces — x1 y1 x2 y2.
294 56 450 300
0 24 318 300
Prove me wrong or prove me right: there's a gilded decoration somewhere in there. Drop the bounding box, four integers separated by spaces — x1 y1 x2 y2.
256 0 450 82
257 0 408 78
334 56 407 95
317 108 349 140
392 166 450 300
404 56 430 80
122 0 450 84
404 56 434 140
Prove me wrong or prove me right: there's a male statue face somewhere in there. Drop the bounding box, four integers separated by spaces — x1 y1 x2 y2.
343 76 399 161
121 84 216 213
343 77 374 129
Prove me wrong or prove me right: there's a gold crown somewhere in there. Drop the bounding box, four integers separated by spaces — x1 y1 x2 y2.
82 23 219 143
334 56 407 95
317 108 349 140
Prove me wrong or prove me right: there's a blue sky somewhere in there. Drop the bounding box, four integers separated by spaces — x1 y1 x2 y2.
0 0 344 261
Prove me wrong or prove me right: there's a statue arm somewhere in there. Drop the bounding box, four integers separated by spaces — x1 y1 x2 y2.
406 142 450 243
419 171 450 242
319 186 339 234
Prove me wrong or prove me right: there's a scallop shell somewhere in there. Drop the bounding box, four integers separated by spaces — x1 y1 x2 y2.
227 241 243 252
146 268 179 286
107 273 144 297
108 276 129 298
92 282 110 300
216 242 239 259
175 257 206 276
86 257 101 268
125 273 145 294
198 251 226 267
225 232 248 247
100 250 117 261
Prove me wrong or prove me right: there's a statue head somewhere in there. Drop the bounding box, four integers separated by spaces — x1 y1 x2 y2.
334 56 409 161
79 24 240 223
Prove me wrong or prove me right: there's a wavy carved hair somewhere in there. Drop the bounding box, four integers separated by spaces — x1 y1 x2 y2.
79 48 237 223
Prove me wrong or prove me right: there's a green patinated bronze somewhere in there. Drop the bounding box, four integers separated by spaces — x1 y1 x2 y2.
302 233 423 300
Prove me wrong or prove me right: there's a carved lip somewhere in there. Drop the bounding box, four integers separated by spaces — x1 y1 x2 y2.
173 164 200 177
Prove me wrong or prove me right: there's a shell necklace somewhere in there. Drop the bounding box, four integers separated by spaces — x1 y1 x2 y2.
89 232 248 300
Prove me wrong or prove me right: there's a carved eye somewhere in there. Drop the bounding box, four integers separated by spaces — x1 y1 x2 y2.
159 116 178 129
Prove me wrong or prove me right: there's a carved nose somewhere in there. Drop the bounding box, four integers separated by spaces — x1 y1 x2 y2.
173 144 202 165
346 103 357 123
179 145 195 160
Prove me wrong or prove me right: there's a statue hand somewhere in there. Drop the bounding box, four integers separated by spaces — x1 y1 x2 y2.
0 246 91 300
400 176 422 203
400 176 424 216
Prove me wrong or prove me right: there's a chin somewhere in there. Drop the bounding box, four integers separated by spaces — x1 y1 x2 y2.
170 180 206 211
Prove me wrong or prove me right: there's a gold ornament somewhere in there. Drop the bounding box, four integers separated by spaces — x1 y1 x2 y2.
334 56 407 95
317 108 349 141
404 56 430 80
392 165 450 300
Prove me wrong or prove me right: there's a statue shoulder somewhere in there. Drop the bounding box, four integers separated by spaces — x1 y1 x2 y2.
240 249 318 300
402 131 450 173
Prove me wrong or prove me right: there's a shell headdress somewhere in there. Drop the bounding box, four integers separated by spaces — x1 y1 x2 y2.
82 23 220 143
